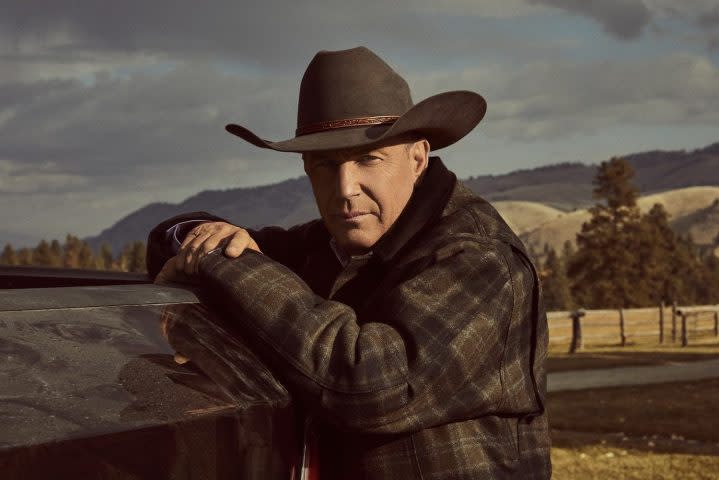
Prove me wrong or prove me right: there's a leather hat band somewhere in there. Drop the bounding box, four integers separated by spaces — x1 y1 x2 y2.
295 115 399 136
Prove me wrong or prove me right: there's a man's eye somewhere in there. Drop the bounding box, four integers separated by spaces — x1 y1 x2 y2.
359 155 380 164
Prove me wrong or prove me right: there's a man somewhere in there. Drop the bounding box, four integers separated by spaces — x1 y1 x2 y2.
147 47 551 479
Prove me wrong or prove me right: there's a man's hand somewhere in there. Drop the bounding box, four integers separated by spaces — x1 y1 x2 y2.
154 222 261 285
177 221 262 276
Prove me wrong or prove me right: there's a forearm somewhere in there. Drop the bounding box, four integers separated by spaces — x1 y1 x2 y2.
196 240 525 433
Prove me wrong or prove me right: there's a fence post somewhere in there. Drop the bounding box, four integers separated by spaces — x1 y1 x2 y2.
569 310 584 354
671 301 677 342
619 308 626 346
659 302 665 344
681 312 688 347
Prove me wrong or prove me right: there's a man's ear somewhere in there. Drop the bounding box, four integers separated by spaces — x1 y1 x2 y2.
301 154 310 175
410 138 430 180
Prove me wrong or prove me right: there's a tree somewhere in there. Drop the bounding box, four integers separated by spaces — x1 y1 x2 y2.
120 241 146 273
99 243 115 270
63 234 81 268
49 239 63 267
77 241 95 269
33 239 54 266
0 244 17 265
541 247 573 311
17 248 32 265
568 157 644 308
636 204 676 305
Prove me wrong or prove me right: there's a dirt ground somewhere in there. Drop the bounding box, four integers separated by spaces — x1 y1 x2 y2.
548 377 719 479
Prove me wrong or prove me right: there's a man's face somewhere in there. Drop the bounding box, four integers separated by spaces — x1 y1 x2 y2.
303 137 429 255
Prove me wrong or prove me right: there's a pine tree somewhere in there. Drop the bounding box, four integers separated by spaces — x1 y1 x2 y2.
126 241 147 273
568 157 644 308
33 240 54 266
78 241 95 269
63 234 81 268
99 243 114 270
17 248 32 265
49 239 63 267
1 244 17 265
636 204 675 305
541 247 573 311
561 240 575 263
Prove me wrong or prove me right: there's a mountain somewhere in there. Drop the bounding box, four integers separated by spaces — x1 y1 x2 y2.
86 176 316 253
86 142 719 252
467 142 719 210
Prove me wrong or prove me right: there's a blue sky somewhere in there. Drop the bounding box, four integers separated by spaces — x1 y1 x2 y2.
1 0 718 244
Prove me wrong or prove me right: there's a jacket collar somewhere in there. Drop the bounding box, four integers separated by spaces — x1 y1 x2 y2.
372 156 456 263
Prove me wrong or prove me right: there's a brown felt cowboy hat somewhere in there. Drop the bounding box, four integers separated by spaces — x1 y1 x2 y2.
225 46 486 153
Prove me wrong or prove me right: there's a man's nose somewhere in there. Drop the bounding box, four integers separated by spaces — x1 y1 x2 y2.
336 162 361 198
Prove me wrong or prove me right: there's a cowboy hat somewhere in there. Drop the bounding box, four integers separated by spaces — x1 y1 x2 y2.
225 46 486 152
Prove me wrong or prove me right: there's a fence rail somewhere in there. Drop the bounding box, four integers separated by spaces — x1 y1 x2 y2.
547 303 719 353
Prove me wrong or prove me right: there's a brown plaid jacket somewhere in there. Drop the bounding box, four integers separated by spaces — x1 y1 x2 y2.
147 157 551 479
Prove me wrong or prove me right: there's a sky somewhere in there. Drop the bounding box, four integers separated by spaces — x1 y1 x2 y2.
2 0 719 245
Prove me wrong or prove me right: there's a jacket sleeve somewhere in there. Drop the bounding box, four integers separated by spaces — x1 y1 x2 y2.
196 236 539 434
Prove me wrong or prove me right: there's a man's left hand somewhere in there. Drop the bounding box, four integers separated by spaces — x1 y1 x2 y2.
154 222 262 285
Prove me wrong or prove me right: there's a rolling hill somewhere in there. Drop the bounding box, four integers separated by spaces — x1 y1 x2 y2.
517 186 719 255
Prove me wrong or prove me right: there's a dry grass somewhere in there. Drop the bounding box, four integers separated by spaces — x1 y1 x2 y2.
548 306 718 359
552 443 719 480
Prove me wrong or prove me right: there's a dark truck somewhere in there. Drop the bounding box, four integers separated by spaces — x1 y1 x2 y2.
0 266 315 479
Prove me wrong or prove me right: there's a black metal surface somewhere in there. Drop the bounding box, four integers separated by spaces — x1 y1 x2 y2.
0 265 150 289
0 286 296 479
0 284 199 312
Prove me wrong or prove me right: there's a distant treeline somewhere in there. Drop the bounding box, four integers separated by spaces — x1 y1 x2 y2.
0 236 146 273
538 157 719 310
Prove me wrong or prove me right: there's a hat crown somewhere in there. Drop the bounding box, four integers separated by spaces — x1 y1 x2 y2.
297 47 413 128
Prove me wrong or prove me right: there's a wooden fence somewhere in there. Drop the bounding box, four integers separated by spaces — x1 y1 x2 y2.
547 303 719 352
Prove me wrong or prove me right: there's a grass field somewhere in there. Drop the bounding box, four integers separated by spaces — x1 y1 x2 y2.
548 306 718 350
548 341 719 479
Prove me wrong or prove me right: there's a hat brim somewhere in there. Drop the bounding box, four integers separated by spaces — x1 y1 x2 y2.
225 91 486 153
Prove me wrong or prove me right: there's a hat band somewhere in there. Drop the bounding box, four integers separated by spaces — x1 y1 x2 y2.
296 115 399 136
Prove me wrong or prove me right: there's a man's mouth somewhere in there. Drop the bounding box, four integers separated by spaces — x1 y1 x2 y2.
335 211 372 220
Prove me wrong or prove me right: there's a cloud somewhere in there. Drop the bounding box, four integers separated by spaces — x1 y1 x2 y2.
0 61 302 190
698 5 719 29
528 0 652 40
1 0 718 241
412 52 719 142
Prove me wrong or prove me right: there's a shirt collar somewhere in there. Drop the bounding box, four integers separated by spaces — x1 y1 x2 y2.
329 236 373 268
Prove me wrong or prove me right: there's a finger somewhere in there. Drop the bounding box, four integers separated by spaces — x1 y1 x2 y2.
199 228 233 253
181 231 214 274
180 228 202 250
224 230 251 257
155 256 180 285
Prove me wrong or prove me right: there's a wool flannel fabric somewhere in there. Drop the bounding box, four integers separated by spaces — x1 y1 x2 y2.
147 157 551 479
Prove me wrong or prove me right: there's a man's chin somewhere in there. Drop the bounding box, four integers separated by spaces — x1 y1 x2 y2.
333 232 377 256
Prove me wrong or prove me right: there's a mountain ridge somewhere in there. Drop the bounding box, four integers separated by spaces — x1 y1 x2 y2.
74 141 719 252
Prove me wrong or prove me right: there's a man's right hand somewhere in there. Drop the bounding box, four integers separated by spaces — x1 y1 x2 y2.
176 222 262 275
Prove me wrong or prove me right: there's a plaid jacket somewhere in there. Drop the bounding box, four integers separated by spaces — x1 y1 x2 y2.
147 157 551 479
